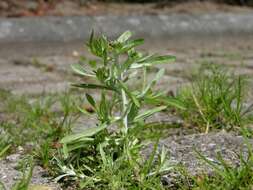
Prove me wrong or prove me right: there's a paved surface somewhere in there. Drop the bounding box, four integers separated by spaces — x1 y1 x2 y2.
0 36 252 96
0 14 253 43
0 14 252 95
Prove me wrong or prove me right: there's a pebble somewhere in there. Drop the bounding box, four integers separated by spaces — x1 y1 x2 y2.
5 154 21 163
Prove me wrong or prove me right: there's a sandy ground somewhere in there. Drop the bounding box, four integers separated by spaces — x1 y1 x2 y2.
0 36 252 95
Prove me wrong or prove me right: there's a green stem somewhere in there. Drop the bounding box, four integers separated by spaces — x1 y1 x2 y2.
142 67 147 92
121 74 128 134
114 51 128 134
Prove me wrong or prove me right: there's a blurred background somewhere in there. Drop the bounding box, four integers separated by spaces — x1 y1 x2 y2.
0 0 252 94
0 0 253 17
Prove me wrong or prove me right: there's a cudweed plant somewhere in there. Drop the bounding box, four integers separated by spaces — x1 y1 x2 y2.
56 31 178 189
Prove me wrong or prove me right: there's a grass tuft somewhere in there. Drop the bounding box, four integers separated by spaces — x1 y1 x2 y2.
176 64 253 132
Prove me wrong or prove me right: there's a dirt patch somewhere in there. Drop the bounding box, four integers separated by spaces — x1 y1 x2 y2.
0 1 252 17
0 131 251 189
0 36 253 95
0 153 61 190
159 131 253 187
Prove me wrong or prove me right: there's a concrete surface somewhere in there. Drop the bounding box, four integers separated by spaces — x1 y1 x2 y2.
0 14 253 43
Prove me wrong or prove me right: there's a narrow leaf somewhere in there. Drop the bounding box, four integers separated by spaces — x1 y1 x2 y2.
86 93 96 108
131 55 176 69
117 31 132 43
72 83 116 91
60 123 107 144
144 55 176 65
71 64 95 77
119 39 144 53
161 96 186 110
67 140 92 152
118 80 140 107
99 145 107 166
134 106 167 122
141 69 165 96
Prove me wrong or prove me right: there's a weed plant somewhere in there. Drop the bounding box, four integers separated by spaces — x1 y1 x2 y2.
176 64 253 132
54 31 180 189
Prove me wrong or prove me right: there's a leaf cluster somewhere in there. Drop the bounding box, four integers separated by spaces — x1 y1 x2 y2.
56 31 176 189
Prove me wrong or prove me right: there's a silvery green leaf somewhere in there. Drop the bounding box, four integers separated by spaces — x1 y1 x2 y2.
54 169 76 182
144 95 186 110
99 145 107 166
131 55 176 69
71 64 95 77
66 140 92 152
117 30 132 43
161 96 186 110
60 123 107 144
62 144 69 158
134 106 167 122
119 39 144 54
118 80 140 107
61 137 94 146
160 145 167 164
127 103 139 122
141 69 165 97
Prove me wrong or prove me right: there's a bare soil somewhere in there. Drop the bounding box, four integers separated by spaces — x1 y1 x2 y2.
0 1 252 17
0 37 253 95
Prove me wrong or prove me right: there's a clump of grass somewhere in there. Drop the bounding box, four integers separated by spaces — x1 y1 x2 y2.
0 90 79 162
177 136 253 190
0 132 11 158
11 157 34 190
0 156 34 190
0 90 83 188
53 31 179 189
176 64 253 132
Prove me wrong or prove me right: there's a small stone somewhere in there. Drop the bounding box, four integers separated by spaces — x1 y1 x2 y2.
72 50 79 57
5 154 21 163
